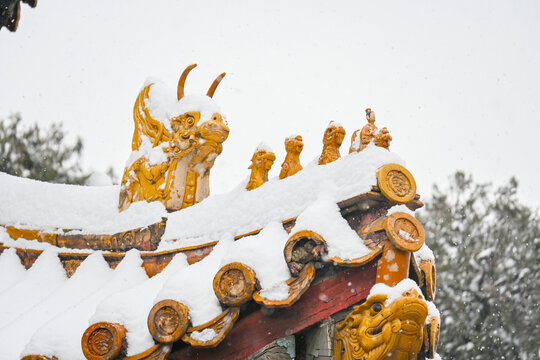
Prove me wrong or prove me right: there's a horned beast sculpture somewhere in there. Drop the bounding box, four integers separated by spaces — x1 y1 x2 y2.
119 64 229 212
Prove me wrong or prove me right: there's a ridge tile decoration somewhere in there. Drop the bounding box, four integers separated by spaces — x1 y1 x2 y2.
0 64 441 360
349 108 392 153
119 64 229 212
246 145 276 190
279 135 304 179
318 120 346 165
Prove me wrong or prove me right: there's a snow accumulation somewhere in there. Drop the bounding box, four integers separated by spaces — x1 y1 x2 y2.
0 248 25 293
368 278 423 306
145 80 223 128
154 238 233 327
0 171 167 234
190 328 218 342
0 250 67 328
125 137 169 168
0 136 415 358
222 222 291 301
15 250 147 359
0 143 403 249
350 134 361 151
291 195 370 260
426 299 441 323
0 252 111 360
11 217 372 358
161 144 405 248
89 253 189 356
255 141 273 153
387 204 415 216
368 279 440 325
286 133 300 140
328 120 343 128
414 243 435 262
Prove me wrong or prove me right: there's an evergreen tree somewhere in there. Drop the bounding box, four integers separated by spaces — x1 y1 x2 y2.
419 172 539 359
0 113 89 184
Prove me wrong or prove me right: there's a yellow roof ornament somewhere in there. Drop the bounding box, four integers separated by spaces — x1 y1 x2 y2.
120 64 229 212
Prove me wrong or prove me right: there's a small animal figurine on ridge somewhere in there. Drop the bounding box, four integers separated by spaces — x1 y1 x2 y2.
349 108 392 153
318 121 346 165
279 135 304 179
374 126 392 150
246 144 276 191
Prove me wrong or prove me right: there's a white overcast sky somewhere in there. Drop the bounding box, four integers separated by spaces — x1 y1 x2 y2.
1 0 539 207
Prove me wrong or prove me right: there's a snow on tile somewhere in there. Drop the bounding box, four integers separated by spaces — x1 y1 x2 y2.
154 237 234 327
0 250 67 329
190 328 217 342
0 172 167 234
291 195 371 260
162 145 404 248
221 222 291 301
426 300 441 324
1 131 402 250
414 244 435 263
368 278 423 306
387 204 415 216
21 250 148 360
0 252 111 359
89 253 189 356
0 247 26 294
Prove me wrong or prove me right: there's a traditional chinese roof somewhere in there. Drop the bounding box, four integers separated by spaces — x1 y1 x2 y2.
0 68 440 360
0 157 436 359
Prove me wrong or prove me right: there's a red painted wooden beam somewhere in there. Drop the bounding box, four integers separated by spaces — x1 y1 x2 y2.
170 262 377 360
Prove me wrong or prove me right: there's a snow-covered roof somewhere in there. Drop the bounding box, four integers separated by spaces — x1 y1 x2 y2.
0 209 377 358
0 139 439 359
0 145 403 244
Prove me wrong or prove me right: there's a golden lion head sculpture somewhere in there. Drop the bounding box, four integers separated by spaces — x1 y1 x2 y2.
334 286 429 360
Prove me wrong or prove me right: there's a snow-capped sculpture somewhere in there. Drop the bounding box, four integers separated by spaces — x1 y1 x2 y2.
334 285 434 360
246 143 276 191
318 120 346 165
350 108 393 153
0 61 442 360
119 64 229 212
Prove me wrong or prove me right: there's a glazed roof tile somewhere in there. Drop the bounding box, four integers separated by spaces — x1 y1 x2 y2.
0 146 430 359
